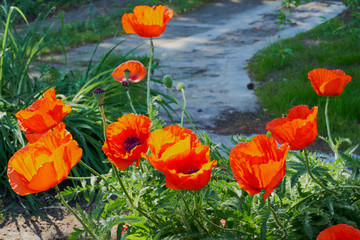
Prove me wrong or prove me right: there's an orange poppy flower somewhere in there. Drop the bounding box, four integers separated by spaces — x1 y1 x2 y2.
266 105 318 150
317 224 360 240
122 5 174 38
308 68 352 96
229 135 289 201
147 125 217 190
102 114 151 170
7 123 82 196
15 88 72 134
112 60 147 86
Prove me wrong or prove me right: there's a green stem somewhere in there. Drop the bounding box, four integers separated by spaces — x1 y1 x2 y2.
180 90 186 127
67 176 96 180
99 105 107 140
126 88 137 114
169 89 196 131
325 97 338 159
178 191 209 234
267 198 287 240
55 185 98 240
147 37 154 119
304 148 336 194
98 98 159 225
112 163 160 225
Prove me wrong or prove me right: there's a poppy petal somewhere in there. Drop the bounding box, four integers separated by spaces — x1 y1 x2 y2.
230 135 289 201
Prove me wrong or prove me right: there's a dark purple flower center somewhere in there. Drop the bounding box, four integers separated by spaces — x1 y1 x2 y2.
183 168 200 175
124 136 141 153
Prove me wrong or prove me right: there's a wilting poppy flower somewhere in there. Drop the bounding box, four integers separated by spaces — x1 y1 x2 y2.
112 60 147 86
102 114 151 170
308 68 352 96
7 123 82 196
317 224 360 240
147 125 217 190
266 105 318 150
122 5 174 38
229 135 289 201
15 88 72 134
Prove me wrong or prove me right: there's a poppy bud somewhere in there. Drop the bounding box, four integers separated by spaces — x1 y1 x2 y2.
93 87 105 106
163 75 173 89
124 69 131 80
176 82 185 92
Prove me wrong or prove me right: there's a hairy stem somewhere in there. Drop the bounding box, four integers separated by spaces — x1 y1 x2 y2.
169 89 196 130
304 148 336 194
325 96 338 159
178 191 209 234
267 198 287 240
147 37 154 118
99 105 107 140
126 88 137 114
55 185 98 240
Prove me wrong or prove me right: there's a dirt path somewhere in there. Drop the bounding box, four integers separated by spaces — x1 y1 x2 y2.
1 1 346 239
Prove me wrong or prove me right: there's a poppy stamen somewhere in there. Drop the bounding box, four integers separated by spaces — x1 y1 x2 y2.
124 136 141 152
184 168 200 175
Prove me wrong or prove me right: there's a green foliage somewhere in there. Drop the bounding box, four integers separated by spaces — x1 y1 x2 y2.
59 133 360 239
9 0 90 22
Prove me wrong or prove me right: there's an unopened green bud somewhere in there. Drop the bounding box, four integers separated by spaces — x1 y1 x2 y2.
176 82 185 92
93 87 105 106
124 69 130 80
163 75 173 89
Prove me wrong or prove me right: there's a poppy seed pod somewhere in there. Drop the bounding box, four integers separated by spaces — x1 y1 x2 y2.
163 75 173 89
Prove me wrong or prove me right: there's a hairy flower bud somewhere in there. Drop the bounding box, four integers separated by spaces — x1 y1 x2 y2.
176 82 185 92
93 87 105 106
163 75 173 89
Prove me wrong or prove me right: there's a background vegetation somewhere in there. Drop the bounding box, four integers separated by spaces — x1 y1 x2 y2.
248 9 360 149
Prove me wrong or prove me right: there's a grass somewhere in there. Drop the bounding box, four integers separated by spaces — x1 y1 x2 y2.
9 0 91 22
12 0 213 55
248 10 360 147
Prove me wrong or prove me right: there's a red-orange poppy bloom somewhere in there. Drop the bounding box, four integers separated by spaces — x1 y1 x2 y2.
266 105 318 150
308 68 352 96
122 5 174 38
229 135 289 201
15 88 72 134
102 114 151 170
112 60 147 86
7 123 82 196
317 224 360 240
147 125 217 190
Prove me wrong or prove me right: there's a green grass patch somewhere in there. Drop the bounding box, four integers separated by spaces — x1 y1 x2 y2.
248 11 360 145
8 0 90 22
